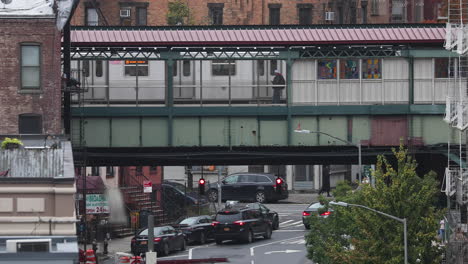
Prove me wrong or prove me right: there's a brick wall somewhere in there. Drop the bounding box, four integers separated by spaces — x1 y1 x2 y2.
0 18 62 135
72 0 406 26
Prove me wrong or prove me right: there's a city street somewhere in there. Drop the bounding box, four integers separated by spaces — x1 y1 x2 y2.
103 203 314 264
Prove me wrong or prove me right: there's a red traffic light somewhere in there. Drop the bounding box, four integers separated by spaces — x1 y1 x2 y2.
199 178 206 185
276 178 283 185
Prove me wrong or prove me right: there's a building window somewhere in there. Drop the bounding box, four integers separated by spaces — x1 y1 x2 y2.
208 3 224 25
269 4 281 25
106 166 114 178
150 166 158 172
136 7 147 26
124 60 148 76
212 60 236 76
362 59 381 79
96 60 103 77
297 4 313 25
318 59 337 79
183 60 191 76
391 0 405 22
435 58 455 78
136 166 143 173
18 114 42 134
370 0 379 15
340 59 359 79
21 45 41 89
91 167 100 176
86 8 99 26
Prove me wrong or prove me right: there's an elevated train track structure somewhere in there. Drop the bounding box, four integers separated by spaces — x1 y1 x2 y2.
67 24 456 176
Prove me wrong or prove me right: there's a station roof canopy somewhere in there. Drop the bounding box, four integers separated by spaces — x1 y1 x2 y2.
71 24 445 48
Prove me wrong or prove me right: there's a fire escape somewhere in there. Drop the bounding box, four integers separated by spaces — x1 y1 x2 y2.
443 0 468 262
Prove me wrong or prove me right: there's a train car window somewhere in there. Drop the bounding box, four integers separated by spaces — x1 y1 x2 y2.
124 60 148 76
362 59 381 79
95 60 103 77
212 60 236 76
183 60 191 76
173 62 177 76
435 58 455 78
339 59 359 79
257 61 265 76
270 60 278 75
318 59 337 79
83 61 90 77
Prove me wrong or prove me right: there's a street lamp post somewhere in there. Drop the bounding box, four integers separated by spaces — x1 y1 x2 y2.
329 201 408 264
294 128 362 183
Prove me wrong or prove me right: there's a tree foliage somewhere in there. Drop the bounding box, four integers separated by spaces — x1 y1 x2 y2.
167 0 191 25
306 146 444 264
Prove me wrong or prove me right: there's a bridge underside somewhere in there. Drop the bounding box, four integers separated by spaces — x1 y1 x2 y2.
73 145 447 166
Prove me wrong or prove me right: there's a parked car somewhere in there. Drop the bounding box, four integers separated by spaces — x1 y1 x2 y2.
212 205 272 244
172 215 214 244
162 181 207 205
302 202 333 229
245 202 280 230
206 173 288 203
130 226 186 256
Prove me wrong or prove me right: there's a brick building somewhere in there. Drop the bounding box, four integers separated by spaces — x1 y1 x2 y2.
71 0 445 27
0 5 62 135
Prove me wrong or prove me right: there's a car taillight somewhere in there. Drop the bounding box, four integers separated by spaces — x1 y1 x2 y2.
233 220 245 226
320 211 331 216
211 221 220 227
302 211 311 216
131 238 136 243
153 237 161 242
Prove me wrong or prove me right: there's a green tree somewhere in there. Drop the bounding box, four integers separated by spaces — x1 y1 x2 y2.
167 0 191 26
306 146 444 264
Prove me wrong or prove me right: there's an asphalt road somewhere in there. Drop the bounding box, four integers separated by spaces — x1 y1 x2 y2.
103 203 313 264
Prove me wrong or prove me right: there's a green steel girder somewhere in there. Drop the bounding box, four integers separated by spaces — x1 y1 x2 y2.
298 47 401 58
71 104 445 117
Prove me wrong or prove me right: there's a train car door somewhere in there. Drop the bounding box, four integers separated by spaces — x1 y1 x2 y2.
81 60 107 102
253 60 280 100
173 60 195 100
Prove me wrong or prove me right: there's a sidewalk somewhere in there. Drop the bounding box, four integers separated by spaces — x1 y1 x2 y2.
283 191 322 204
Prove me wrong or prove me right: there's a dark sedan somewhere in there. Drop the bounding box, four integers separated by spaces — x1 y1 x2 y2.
246 203 280 230
131 226 186 256
173 215 214 244
206 173 288 203
302 202 333 229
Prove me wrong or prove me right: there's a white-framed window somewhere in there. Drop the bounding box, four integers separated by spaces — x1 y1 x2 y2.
86 8 99 26
20 44 41 89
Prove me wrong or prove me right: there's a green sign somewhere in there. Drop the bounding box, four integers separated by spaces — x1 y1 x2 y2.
86 194 109 214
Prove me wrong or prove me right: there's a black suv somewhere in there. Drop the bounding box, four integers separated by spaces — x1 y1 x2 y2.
212 206 272 244
206 173 288 203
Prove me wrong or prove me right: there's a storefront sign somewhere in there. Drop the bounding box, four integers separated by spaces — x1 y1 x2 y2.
86 194 110 214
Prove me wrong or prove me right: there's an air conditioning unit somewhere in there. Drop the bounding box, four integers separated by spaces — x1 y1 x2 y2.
120 9 131 18
325 12 335 21
6 239 51 253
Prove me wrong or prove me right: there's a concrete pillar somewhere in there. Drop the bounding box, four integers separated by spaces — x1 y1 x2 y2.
314 165 321 191
286 165 293 191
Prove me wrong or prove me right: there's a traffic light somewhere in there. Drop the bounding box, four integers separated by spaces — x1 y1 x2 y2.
198 178 206 195
275 177 283 194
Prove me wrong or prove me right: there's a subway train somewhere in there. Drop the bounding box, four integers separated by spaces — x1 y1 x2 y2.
71 57 455 106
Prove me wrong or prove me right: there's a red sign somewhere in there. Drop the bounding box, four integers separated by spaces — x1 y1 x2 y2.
143 180 152 193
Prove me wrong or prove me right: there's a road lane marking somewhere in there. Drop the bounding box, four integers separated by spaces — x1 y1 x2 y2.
280 238 306 245
188 243 214 259
264 249 302 254
280 221 303 228
279 220 293 225
250 235 304 257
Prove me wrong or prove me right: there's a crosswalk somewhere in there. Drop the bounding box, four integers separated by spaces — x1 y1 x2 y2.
279 220 304 229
